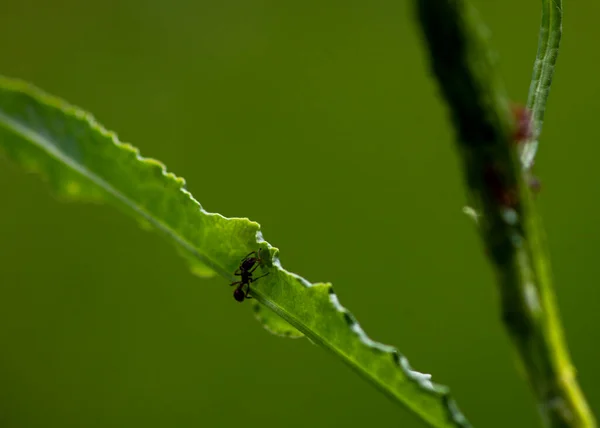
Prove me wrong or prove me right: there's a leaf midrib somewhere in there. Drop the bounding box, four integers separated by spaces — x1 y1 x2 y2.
0 109 229 278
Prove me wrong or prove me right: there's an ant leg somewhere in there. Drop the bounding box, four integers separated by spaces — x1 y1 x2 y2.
240 251 257 263
234 269 242 276
252 272 270 281
248 249 266 273
230 281 241 287
243 272 269 299
249 263 262 273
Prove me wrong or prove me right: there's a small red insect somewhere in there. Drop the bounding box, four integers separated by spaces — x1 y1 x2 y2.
483 163 518 208
511 104 533 143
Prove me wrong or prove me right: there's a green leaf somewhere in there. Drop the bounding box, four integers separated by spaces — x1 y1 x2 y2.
0 75 470 428
522 0 562 169
251 301 303 339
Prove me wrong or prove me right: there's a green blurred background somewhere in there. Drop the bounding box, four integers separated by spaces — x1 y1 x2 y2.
0 1 598 427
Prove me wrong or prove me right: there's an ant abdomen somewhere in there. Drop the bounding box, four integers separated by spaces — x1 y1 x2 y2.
233 287 246 303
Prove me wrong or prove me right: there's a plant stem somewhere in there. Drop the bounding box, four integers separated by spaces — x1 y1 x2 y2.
415 1 596 427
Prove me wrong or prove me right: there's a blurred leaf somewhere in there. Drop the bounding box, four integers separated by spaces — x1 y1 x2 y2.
0 75 470 428
522 0 562 169
417 0 595 426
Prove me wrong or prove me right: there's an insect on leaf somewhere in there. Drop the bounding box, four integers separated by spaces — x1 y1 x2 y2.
0 75 470 428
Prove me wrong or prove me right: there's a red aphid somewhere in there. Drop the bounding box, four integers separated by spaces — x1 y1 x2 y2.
511 104 533 143
483 163 518 208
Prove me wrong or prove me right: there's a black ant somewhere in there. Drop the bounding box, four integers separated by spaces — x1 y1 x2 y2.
230 249 269 302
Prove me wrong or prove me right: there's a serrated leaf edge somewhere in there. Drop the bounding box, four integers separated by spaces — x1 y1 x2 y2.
0 75 471 428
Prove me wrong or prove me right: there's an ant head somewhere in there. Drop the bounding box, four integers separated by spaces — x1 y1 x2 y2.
233 288 246 302
241 256 258 271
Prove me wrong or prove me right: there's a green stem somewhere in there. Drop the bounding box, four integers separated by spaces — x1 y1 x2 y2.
415 1 596 427
522 0 562 169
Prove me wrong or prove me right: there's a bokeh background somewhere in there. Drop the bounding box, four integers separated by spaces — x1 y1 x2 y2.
0 1 598 427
